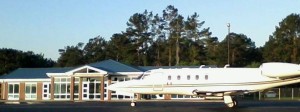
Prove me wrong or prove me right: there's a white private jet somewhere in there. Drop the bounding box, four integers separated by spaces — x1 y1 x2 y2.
107 62 300 108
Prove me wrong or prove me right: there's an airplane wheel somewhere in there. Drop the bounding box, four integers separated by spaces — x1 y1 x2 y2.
226 100 237 108
226 102 235 108
131 102 136 107
233 100 238 106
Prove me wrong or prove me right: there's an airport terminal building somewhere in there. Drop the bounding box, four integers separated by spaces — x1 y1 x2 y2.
0 59 200 101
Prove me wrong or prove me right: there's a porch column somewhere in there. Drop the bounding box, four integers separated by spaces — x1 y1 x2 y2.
164 94 171 100
37 82 43 101
50 77 54 100
4 82 8 100
1 83 4 100
70 77 75 101
19 82 25 101
79 77 82 101
107 76 111 101
100 76 104 101
137 94 141 100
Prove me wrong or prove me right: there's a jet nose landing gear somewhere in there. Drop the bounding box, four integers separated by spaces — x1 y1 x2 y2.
130 97 137 107
130 102 136 107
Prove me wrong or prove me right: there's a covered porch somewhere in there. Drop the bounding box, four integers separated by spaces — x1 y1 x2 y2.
47 65 110 101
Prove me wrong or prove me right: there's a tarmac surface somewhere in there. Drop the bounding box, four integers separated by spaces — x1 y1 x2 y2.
0 100 300 112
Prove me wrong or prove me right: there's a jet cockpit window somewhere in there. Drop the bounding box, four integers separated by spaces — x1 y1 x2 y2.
177 75 181 80
168 75 171 80
187 75 191 80
195 75 199 80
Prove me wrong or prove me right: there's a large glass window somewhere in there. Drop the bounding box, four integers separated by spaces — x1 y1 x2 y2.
74 77 79 100
25 83 37 100
54 77 70 100
82 78 101 100
8 83 19 100
171 94 201 99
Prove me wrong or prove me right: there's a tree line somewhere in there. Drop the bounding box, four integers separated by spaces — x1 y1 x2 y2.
1 5 300 75
0 48 55 75
57 5 262 67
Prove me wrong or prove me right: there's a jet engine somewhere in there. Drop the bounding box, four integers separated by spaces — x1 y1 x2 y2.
260 62 300 78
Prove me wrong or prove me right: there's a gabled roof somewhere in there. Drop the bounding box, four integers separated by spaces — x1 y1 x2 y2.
1 67 74 79
88 59 143 73
1 59 216 80
65 65 107 75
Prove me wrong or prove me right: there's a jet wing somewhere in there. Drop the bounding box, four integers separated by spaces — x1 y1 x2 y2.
193 89 252 96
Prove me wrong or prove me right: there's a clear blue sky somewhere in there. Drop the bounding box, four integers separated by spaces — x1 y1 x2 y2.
1 0 300 61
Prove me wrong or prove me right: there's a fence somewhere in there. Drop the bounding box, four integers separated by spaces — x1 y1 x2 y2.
241 88 300 100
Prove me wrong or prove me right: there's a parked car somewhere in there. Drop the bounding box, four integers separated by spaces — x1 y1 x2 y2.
265 91 277 98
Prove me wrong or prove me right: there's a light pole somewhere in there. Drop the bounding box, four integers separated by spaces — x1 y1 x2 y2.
227 23 230 65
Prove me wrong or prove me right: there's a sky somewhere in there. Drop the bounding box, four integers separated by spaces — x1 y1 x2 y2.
1 0 300 61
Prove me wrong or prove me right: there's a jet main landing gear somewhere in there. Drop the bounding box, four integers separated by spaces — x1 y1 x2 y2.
223 96 238 108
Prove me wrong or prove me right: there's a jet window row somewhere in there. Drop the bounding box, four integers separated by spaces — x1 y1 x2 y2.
168 75 208 80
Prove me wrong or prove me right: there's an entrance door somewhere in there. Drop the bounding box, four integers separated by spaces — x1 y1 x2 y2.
82 78 101 100
82 82 89 100
42 83 50 100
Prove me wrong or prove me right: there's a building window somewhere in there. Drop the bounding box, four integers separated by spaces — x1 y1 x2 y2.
168 75 171 80
54 77 71 100
125 78 130 81
177 75 181 80
87 78 101 99
74 77 79 100
178 95 183 98
8 83 19 100
187 75 191 80
113 78 118 81
25 83 37 100
195 75 199 80
205 75 208 80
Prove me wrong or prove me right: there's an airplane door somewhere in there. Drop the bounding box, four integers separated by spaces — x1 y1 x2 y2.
153 84 163 91
152 72 164 91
